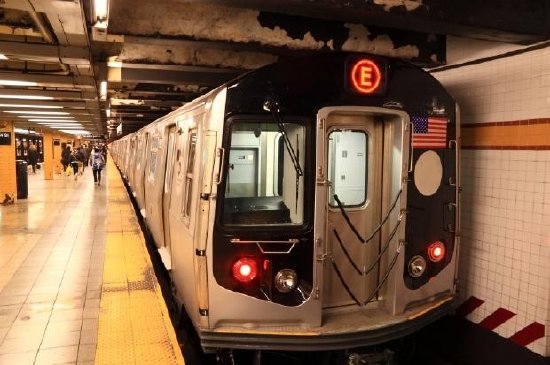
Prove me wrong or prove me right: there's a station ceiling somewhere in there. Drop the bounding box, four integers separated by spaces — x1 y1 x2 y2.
0 0 548 138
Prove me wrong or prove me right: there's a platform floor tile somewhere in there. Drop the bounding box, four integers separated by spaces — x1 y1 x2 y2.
0 158 184 364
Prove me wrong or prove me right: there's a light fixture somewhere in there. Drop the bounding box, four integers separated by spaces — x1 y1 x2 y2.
232 257 257 283
0 80 38 87
0 54 8 60
274 269 298 293
59 129 89 135
42 124 83 129
93 0 109 29
28 119 77 123
427 241 446 263
4 110 69 115
106 108 110 117
99 81 107 100
20 116 74 119
408 255 427 278
0 95 54 100
0 103 62 109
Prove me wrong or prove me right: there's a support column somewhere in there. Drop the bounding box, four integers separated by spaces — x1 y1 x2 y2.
42 132 54 180
0 121 17 202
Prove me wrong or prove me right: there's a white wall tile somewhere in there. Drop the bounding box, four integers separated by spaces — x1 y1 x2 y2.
434 48 550 356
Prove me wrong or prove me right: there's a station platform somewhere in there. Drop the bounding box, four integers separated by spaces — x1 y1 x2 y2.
0 158 185 364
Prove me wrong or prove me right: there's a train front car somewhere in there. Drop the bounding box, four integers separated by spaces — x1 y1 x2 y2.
203 53 459 352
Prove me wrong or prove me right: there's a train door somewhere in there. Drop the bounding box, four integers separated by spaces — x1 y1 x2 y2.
161 125 177 269
317 107 384 309
136 132 149 213
226 148 258 197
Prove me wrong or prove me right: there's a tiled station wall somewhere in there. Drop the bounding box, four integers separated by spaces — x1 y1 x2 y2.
433 46 550 355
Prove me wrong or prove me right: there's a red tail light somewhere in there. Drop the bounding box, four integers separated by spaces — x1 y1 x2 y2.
427 241 446 262
232 257 258 283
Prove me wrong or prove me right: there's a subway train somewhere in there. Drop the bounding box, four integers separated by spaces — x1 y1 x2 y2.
110 52 460 362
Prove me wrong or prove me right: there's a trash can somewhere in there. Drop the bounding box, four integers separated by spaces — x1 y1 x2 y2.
16 160 28 199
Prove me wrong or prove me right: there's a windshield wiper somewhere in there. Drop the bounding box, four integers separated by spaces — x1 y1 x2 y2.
263 100 303 177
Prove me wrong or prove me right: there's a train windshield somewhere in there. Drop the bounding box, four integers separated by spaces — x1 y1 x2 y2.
222 120 306 226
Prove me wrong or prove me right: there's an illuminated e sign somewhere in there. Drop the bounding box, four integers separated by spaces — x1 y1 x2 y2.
350 59 382 94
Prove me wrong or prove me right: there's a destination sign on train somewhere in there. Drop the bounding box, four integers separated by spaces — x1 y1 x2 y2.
346 57 387 95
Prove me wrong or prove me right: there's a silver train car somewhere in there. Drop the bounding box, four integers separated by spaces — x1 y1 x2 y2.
110 53 460 357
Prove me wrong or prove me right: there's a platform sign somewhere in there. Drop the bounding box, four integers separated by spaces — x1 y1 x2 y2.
0 132 12 145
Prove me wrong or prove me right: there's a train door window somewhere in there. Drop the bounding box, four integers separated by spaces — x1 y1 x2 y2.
226 148 258 197
182 130 197 219
328 129 368 207
222 120 305 226
148 136 159 181
164 127 176 193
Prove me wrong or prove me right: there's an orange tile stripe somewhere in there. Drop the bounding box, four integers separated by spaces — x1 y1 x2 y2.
462 118 550 149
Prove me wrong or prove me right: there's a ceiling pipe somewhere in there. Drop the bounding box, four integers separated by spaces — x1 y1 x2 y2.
28 11 70 75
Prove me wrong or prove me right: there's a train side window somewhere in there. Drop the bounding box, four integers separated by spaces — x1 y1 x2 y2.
182 130 197 219
328 129 368 207
148 150 157 181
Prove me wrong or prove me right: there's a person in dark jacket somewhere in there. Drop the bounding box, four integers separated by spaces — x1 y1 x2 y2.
61 145 71 172
27 142 39 173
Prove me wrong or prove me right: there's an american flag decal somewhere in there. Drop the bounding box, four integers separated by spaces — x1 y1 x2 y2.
411 116 448 148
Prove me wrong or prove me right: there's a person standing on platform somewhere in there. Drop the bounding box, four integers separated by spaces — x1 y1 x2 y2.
61 145 71 172
27 142 39 173
90 147 105 186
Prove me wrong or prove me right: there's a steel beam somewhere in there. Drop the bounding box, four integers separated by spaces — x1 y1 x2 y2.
185 0 549 44
106 63 242 87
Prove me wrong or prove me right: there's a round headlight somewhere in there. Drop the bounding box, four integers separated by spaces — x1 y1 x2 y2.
408 255 427 278
274 269 298 293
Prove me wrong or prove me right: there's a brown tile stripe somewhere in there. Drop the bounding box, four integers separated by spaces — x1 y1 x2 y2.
462 118 550 149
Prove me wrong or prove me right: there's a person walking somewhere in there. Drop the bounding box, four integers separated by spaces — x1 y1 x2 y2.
70 149 81 181
61 145 71 172
80 146 90 174
27 142 39 173
90 147 105 186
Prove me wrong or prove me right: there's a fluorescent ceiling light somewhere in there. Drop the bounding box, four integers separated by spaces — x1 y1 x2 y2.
60 129 89 135
4 110 69 115
0 95 53 100
36 121 81 124
93 0 109 29
44 126 84 129
20 116 74 119
0 103 62 109
0 80 38 87
99 81 107 100
29 119 77 122
0 54 8 60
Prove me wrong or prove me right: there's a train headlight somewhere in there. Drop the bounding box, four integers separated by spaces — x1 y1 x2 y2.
427 241 446 262
408 255 427 278
232 257 257 283
274 269 298 293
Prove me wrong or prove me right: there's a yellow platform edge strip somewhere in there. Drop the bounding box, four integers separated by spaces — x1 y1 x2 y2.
96 157 185 365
